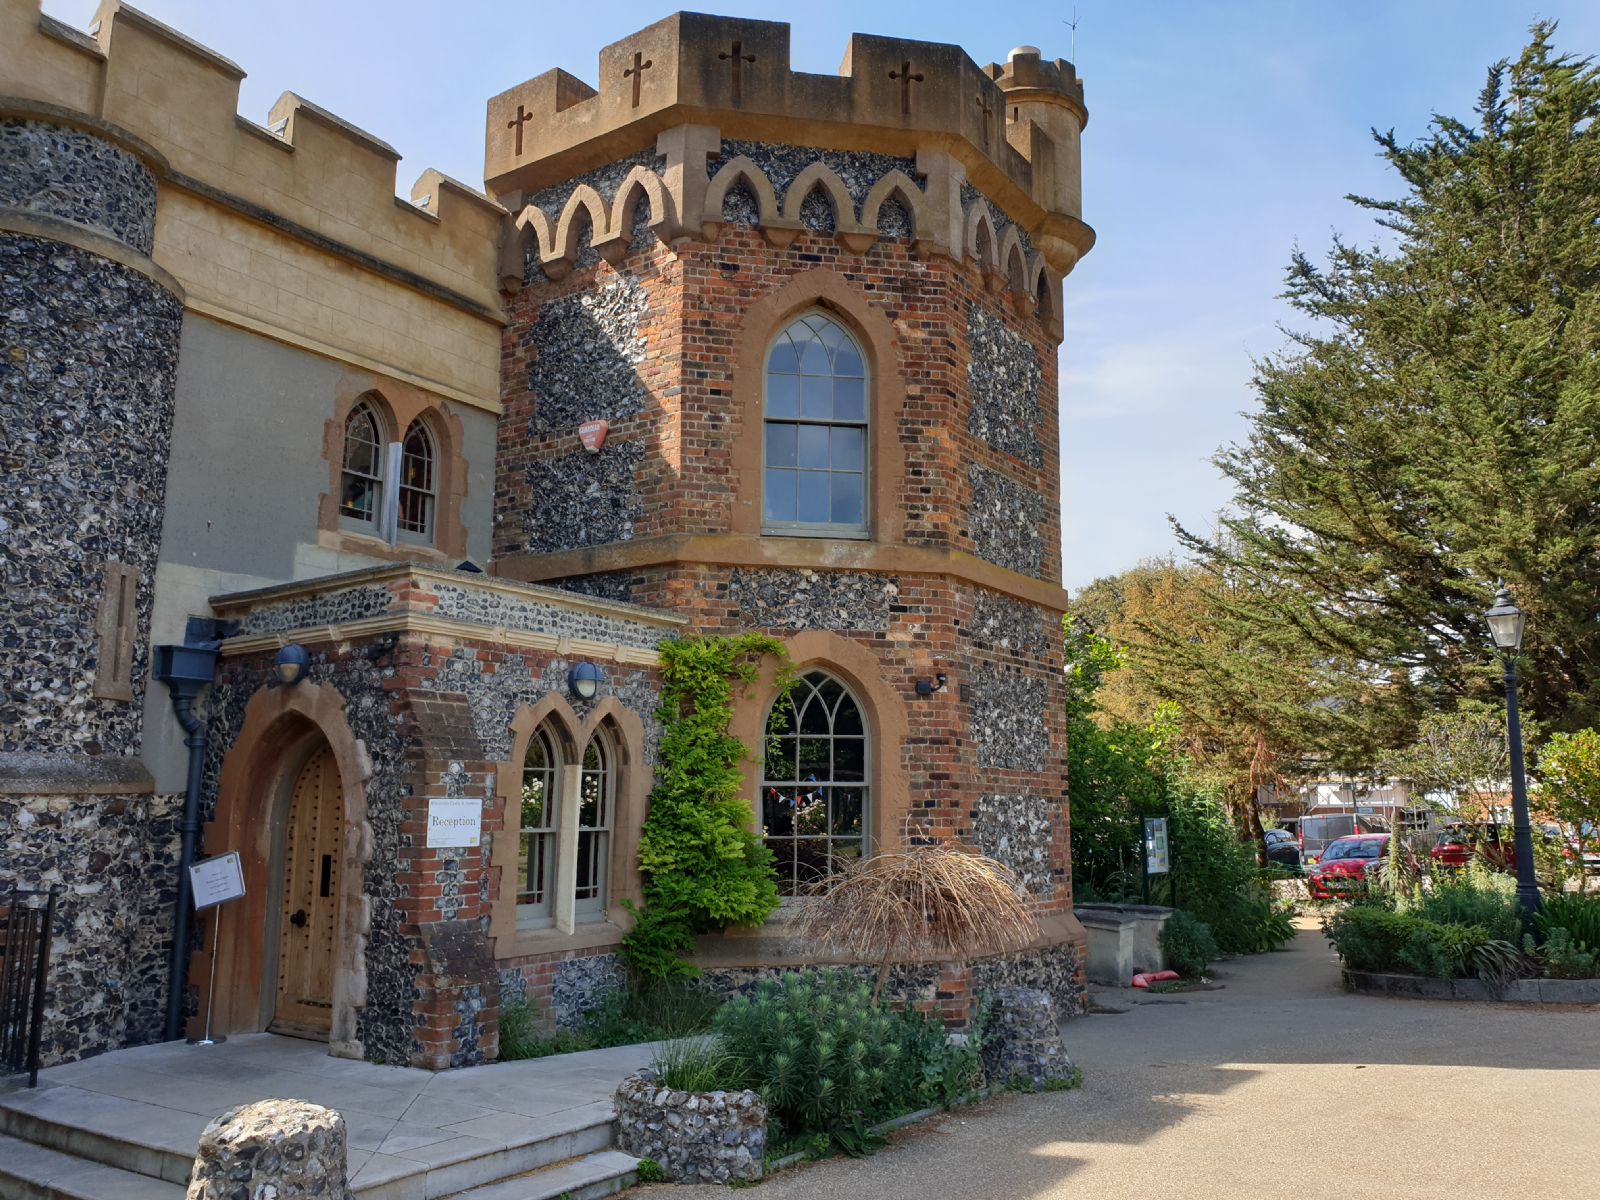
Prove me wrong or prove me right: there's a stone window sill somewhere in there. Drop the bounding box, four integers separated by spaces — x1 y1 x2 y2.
495 919 627 962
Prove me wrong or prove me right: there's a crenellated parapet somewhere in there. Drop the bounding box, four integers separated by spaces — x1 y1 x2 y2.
485 15 1094 289
0 0 507 407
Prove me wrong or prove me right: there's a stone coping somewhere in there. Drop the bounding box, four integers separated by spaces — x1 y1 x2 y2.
209 561 687 629
0 752 154 797
1343 968 1600 1005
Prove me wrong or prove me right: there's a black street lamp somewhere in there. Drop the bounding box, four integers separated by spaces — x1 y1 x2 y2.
1484 584 1541 913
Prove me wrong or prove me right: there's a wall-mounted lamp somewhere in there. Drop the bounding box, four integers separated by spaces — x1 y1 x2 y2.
274 643 310 686
914 673 949 698
568 661 605 701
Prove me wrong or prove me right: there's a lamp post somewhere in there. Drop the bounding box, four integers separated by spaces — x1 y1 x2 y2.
1484 584 1541 913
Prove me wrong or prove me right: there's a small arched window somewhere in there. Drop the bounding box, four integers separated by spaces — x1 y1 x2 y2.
763 313 868 536
339 401 385 531
517 725 559 927
760 670 869 895
397 419 436 544
576 731 614 918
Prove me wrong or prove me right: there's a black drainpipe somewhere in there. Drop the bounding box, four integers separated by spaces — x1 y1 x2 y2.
153 639 221 1042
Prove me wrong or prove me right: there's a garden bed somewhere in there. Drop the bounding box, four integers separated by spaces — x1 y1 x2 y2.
1343 969 1600 1004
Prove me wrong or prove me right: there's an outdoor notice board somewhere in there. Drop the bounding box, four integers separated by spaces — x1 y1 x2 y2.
426 797 482 848
1143 817 1171 875
189 851 246 910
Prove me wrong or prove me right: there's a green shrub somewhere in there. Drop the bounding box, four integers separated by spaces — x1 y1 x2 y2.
623 635 789 982
1537 928 1600 979
634 1159 665 1183
1533 893 1600 952
652 1035 743 1093
712 970 977 1154
1413 866 1522 943
495 996 594 1061
1325 906 1491 979
583 980 720 1047
1161 910 1218 977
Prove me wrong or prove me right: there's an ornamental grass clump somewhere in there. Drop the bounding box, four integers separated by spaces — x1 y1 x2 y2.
790 844 1039 1001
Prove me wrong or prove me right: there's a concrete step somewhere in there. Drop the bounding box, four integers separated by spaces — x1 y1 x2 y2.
440 1150 641 1200
0 1132 186 1200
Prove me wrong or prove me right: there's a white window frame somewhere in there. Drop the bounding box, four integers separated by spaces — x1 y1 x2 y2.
516 723 616 934
397 418 438 547
339 402 439 549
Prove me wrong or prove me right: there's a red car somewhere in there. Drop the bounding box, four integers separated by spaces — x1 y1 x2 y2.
1306 834 1389 899
1428 824 1515 871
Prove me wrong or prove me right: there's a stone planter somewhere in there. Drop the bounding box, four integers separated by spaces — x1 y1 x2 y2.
1074 904 1173 985
613 1069 766 1184
1343 969 1600 1004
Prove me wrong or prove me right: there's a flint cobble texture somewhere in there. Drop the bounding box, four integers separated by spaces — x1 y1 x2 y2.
186 1099 353 1200
614 1068 766 1184
979 986 1075 1093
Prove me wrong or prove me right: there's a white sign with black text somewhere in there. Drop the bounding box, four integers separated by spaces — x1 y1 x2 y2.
427 797 482 848
189 851 246 910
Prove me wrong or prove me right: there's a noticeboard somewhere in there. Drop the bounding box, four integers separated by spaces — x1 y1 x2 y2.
1143 817 1171 876
189 851 246 910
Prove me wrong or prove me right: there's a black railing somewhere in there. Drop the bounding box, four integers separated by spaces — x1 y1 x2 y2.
0 888 56 1088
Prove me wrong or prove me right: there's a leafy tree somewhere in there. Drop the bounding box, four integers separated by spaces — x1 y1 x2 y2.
1378 701 1527 824
1538 728 1600 892
1177 26 1600 744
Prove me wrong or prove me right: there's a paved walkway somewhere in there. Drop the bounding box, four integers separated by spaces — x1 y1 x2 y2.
663 920 1600 1200
11 1032 653 1189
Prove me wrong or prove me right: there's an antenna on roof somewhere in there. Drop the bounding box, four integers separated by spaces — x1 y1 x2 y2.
1064 8 1079 61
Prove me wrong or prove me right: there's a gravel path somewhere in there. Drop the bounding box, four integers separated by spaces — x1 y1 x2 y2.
653 919 1600 1199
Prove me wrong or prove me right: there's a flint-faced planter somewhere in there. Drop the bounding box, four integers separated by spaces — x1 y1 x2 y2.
614 1068 767 1184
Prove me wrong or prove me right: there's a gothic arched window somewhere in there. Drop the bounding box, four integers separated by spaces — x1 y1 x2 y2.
763 313 868 536
339 401 385 531
576 730 615 917
397 419 436 544
517 725 560 927
760 670 869 895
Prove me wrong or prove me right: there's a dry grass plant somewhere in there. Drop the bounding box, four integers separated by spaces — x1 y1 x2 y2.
791 844 1040 1001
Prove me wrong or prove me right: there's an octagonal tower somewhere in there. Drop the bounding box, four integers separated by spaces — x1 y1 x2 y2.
486 14 1093 1013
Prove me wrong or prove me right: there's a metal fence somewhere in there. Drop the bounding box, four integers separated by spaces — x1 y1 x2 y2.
0 888 56 1088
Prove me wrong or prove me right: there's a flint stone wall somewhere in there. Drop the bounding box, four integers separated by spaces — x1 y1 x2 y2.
0 118 157 252
966 305 1042 467
614 1068 766 1184
729 568 896 632
524 275 650 435
970 793 1055 900
519 442 645 554
979 986 1074 1092
967 670 1048 772
186 1099 352 1200
972 941 1085 1019
966 464 1044 578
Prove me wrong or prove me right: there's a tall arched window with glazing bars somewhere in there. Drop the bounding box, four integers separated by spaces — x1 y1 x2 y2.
760 670 869 895
763 312 868 536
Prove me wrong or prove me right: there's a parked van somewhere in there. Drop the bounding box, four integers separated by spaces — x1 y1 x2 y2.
1299 813 1387 863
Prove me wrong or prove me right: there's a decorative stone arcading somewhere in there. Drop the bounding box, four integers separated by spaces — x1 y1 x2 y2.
979 986 1074 1092
0 118 158 253
614 1068 767 1184
186 1099 353 1200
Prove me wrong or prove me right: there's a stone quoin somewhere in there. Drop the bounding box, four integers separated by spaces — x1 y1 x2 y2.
0 2 1092 1069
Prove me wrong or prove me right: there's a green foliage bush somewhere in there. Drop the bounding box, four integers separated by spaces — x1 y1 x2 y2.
1535 928 1600 979
1160 910 1218 978
1411 866 1523 944
712 971 981 1154
623 634 789 981
1324 906 1491 980
495 982 719 1061
651 1035 743 1093
1533 893 1600 953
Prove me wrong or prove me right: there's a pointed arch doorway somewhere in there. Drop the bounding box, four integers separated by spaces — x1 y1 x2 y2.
269 743 344 1039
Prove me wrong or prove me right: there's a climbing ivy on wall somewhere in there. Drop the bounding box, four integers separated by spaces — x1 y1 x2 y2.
622 633 790 981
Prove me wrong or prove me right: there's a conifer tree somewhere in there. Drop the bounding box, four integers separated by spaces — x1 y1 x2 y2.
1178 26 1600 741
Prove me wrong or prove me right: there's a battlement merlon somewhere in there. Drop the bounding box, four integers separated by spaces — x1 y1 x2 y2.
484 13 1091 267
0 0 506 324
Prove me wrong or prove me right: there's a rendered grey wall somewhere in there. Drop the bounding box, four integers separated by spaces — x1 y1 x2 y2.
142 315 496 789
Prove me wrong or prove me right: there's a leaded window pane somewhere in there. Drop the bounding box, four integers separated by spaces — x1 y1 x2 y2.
518 726 558 925
398 420 436 541
339 402 383 525
760 671 871 896
576 733 613 912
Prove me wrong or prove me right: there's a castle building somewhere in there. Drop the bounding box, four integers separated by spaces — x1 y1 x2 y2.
0 1 1093 1069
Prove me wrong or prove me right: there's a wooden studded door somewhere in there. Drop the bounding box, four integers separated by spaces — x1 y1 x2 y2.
270 745 342 1040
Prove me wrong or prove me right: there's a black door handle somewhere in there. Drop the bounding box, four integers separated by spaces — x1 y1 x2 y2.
289 909 308 927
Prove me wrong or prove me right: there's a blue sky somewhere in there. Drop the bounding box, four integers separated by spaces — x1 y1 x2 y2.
43 1 1600 591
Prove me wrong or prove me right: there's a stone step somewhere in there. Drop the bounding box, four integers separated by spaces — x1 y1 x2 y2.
0 1088 197 1186
439 1150 641 1200
0 1132 187 1200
